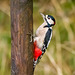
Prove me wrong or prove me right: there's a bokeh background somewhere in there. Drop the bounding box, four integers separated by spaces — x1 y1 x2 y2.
0 0 10 75
0 0 75 75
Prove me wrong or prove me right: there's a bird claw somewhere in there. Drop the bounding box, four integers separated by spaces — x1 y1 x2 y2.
27 33 33 42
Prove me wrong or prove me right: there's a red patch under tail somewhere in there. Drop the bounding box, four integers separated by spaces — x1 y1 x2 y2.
34 41 42 61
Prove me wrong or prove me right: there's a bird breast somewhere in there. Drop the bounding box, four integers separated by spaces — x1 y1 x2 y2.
34 23 48 49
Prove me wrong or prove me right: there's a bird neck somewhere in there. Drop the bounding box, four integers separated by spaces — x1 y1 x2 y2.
43 21 52 29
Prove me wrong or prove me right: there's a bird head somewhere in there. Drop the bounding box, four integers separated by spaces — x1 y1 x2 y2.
40 13 55 28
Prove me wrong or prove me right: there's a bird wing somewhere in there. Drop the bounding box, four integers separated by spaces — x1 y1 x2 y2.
41 28 52 55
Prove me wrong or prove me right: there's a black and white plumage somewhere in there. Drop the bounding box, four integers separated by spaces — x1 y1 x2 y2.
33 13 55 69
42 28 52 55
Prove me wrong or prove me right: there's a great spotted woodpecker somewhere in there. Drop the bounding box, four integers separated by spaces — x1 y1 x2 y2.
33 13 55 69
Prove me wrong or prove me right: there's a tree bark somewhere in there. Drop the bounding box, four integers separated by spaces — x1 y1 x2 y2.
10 0 33 75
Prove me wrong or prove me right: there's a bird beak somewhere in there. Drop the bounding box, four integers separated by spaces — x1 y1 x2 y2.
40 13 45 17
40 13 46 21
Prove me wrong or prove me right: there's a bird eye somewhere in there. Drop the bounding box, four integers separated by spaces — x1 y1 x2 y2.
48 17 50 19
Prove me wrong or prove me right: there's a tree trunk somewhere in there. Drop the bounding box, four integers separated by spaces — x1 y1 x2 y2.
10 0 33 75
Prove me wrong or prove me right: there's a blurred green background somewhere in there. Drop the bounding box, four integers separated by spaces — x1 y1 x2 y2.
0 0 75 75
0 0 10 75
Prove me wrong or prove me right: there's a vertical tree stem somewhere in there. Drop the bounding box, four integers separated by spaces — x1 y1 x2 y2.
10 0 33 75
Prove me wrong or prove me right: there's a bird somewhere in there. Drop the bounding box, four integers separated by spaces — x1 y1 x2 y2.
33 13 55 70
